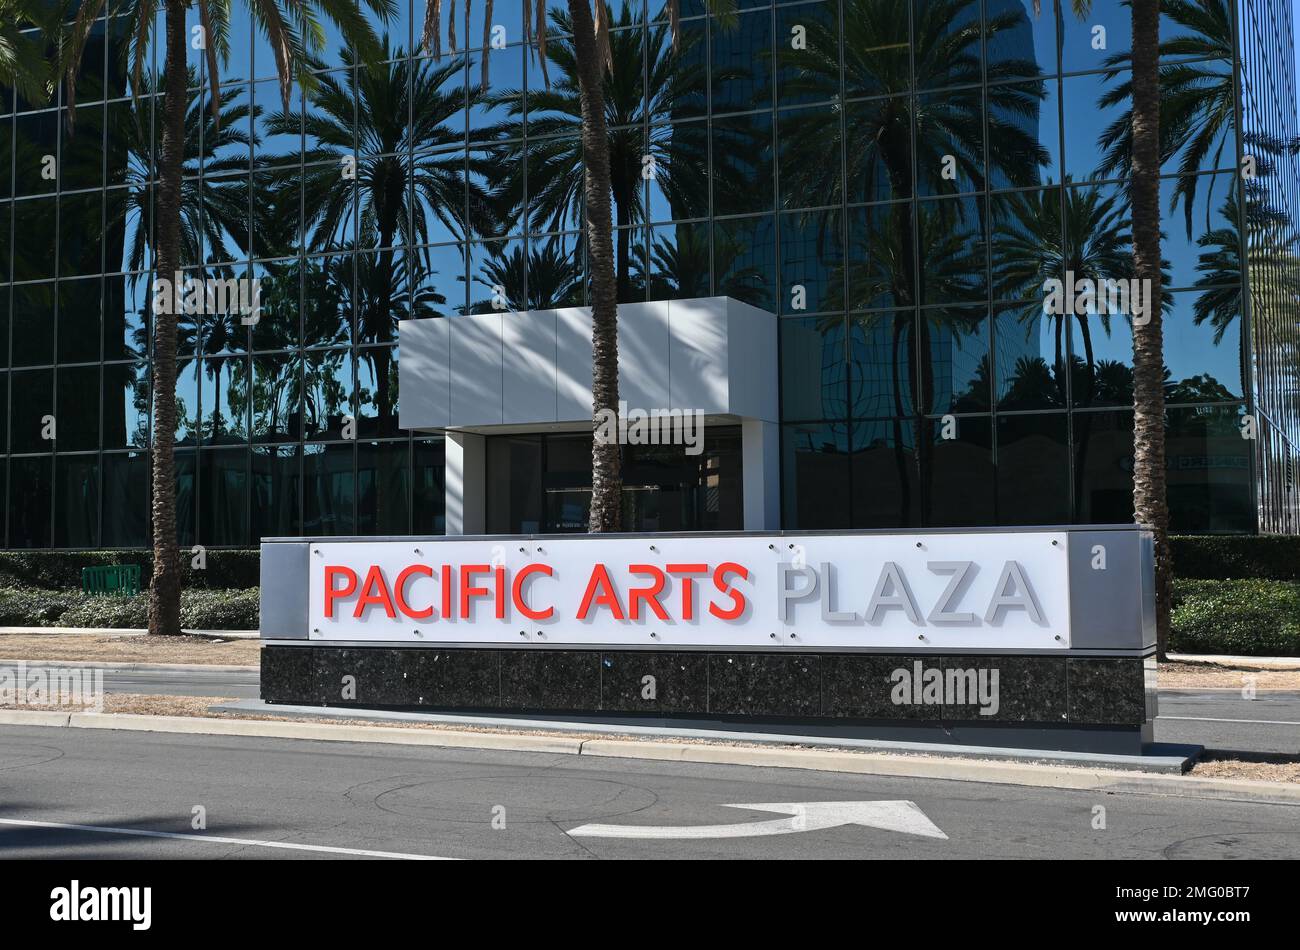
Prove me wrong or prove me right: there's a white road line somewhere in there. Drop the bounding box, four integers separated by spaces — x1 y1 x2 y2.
0 817 454 860
1161 715 1300 726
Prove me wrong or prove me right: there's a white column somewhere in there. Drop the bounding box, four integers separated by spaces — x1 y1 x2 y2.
741 418 780 531
445 431 486 535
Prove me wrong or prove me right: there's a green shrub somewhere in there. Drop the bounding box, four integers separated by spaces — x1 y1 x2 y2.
1171 579 1300 656
1171 535 1300 581
55 593 150 629
0 586 259 630
178 588 260 631
0 587 84 625
0 550 261 591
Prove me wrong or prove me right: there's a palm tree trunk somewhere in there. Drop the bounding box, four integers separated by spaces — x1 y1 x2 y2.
148 0 186 636
1130 0 1172 659
569 0 622 533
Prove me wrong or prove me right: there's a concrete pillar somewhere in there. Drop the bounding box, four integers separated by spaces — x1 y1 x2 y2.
445 431 486 535
741 418 780 531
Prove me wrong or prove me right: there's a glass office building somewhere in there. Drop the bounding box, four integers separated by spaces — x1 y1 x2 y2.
0 0 1295 547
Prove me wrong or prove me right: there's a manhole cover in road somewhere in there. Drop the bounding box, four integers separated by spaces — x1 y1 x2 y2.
356 773 659 825
0 741 65 771
1164 832 1300 860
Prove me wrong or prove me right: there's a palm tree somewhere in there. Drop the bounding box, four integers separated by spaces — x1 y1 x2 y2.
1128 0 1170 657
423 0 729 532
61 0 385 635
472 239 586 311
481 5 709 300
429 0 623 531
267 44 493 437
1096 0 1234 238
0 0 50 105
93 71 254 276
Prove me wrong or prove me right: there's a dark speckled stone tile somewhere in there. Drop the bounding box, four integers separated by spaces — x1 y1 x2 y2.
1067 657 1147 725
940 655 1067 723
260 646 314 703
821 655 938 719
313 648 410 706
407 650 500 707
498 651 601 711
600 652 708 712
708 654 820 717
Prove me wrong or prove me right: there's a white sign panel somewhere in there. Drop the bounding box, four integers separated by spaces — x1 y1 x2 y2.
306 532 1071 650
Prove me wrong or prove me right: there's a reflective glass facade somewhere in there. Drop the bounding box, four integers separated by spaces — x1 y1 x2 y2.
0 0 1293 546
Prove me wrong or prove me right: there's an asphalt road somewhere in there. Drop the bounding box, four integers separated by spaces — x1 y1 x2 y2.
88 668 1300 756
0 724 1296 859
1156 690 1300 755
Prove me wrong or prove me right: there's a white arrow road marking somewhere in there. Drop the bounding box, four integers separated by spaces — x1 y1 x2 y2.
0 817 454 860
568 800 948 840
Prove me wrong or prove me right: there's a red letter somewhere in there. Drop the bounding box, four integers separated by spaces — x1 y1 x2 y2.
709 562 749 620
666 563 708 620
460 564 491 619
395 565 434 620
628 564 670 621
494 566 507 619
353 565 397 619
441 565 453 619
512 563 554 620
578 564 626 621
324 566 358 618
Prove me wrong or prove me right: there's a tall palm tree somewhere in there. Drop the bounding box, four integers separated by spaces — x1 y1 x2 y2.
424 0 728 532
1128 0 1171 657
61 0 385 635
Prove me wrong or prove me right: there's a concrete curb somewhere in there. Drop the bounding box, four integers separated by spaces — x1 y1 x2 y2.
0 659 258 674
0 709 583 754
0 627 261 640
0 707 1296 805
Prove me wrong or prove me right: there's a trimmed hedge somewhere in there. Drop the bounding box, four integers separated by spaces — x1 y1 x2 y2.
0 550 260 591
0 586 260 631
1171 535 1300 581
1171 579 1300 656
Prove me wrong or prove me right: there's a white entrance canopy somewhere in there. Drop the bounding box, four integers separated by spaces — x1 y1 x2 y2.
398 297 779 533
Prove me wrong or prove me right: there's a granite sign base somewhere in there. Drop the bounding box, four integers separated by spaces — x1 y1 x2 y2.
262 646 1157 755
